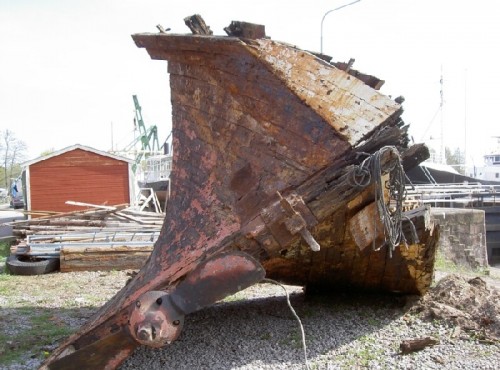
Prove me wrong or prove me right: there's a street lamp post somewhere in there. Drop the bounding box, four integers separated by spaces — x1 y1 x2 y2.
320 0 362 54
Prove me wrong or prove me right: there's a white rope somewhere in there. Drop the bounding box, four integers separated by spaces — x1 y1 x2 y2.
263 278 310 370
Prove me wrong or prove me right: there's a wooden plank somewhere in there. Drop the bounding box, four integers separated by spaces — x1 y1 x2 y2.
65 201 117 210
60 245 153 272
61 245 154 254
348 202 384 251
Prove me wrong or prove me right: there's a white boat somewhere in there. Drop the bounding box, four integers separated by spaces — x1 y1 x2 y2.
138 153 173 203
469 151 500 182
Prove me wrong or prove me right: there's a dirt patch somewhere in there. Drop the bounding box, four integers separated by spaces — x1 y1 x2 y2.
412 274 500 341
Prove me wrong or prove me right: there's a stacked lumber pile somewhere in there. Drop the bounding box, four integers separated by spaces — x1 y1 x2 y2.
9 204 164 272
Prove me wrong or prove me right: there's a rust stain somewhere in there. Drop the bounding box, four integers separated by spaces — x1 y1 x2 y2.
43 18 435 370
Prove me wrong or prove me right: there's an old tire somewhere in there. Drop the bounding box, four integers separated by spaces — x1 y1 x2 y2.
6 255 59 275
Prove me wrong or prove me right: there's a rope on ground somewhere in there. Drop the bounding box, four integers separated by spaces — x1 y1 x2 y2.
263 278 310 370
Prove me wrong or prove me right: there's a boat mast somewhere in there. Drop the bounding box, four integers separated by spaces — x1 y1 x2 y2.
463 69 467 174
440 66 446 165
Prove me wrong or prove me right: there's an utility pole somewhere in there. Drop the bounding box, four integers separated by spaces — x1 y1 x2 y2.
320 0 362 54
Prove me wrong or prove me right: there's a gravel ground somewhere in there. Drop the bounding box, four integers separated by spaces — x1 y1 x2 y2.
120 281 499 370
1 269 499 370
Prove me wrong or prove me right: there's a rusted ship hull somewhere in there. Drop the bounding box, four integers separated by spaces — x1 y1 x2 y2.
42 19 437 369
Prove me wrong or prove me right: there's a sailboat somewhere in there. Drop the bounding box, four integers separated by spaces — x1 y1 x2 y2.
406 71 500 186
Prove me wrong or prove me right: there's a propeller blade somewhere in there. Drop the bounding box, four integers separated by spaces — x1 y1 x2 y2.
48 251 264 368
171 251 265 315
46 329 137 370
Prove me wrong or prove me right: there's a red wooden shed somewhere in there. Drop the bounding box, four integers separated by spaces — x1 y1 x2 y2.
22 144 134 214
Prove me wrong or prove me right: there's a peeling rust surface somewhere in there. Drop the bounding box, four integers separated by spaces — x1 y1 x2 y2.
43 22 436 370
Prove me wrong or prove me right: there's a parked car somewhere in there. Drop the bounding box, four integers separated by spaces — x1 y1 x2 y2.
10 194 24 209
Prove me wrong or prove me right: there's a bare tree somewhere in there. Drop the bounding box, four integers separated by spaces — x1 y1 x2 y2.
445 146 465 175
1 130 27 189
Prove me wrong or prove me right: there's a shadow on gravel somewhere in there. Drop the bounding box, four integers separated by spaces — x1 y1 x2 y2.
120 289 412 369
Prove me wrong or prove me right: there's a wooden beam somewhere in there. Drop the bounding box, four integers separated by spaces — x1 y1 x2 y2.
183 14 213 35
224 21 266 39
60 245 153 272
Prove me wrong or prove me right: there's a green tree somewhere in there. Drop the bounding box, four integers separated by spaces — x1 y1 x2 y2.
445 146 465 175
0 130 27 189
40 148 55 157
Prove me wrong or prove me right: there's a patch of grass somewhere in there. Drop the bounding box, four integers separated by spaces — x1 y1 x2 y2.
356 345 384 367
434 251 489 276
0 241 10 257
80 293 108 306
0 275 50 306
367 316 380 326
0 309 75 366
260 332 272 340
434 252 460 271
0 241 11 267
339 335 385 368
0 273 16 295
285 331 304 349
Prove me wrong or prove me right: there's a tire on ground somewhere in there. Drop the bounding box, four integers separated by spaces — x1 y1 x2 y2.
6 255 60 275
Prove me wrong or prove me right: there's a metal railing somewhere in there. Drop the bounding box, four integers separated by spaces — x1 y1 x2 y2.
405 183 500 208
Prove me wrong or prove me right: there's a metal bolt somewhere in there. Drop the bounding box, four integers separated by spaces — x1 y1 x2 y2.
137 323 159 342
172 320 180 326
137 326 151 341
156 297 163 305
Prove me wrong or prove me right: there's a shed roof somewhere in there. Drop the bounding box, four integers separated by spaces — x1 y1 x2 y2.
22 144 134 167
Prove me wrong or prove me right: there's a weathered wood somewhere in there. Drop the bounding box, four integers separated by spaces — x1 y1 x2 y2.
43 20 438 370
114 211 163 225
183 14 213 35
333 59 385 90
400 337 439 354
10 204 164 261
401 142 430 171
65 201 117 210
10 204 129 225
133 34 403 146
348 202 384 251
19 225 108 232
60 245 153 272
224 21 266 39
28 219 106 227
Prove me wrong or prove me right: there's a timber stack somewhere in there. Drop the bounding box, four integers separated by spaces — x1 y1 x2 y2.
8 205 163 272
42 15 439 369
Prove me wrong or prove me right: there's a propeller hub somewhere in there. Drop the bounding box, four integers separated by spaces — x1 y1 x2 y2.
128 290 184 347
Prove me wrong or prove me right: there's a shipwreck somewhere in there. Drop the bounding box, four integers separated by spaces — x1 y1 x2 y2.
42 16 438 369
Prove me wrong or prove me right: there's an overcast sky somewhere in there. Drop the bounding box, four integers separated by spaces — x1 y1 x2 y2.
1 0 499 166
